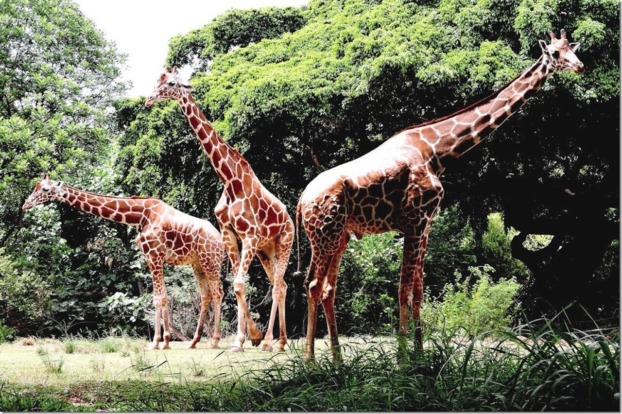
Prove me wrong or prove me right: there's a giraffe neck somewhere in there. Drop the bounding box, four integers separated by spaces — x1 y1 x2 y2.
178 93 253 185
56 185 148 227
418 55 551 164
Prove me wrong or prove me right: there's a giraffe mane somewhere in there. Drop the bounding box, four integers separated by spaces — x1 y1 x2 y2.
61 183 158 201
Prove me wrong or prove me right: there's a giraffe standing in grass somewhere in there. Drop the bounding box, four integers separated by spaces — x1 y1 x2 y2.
297 31 584 362
146 68 294 352
23 174 225 350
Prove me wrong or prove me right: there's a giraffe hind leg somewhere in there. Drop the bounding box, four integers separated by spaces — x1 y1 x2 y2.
231 239 263 349
258 227 293 352
189 260 210 349
145 257 168 350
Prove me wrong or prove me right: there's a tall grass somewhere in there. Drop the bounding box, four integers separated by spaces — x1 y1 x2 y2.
100 314 619 412
190 311 619 412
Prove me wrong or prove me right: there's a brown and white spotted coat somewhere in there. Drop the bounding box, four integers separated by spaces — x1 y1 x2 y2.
146 69 294 352
22 174 225 350
298 31 584 362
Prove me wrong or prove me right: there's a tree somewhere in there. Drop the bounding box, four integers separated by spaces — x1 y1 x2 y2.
0 0 136 336
122 0 619 329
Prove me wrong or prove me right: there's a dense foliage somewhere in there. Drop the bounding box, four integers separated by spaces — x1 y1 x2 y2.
0 0 618 340
0 0 132 336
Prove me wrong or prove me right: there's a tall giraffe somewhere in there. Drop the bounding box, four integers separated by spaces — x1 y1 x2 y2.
22 174 225 350
145 68 294 352
298 31 584 362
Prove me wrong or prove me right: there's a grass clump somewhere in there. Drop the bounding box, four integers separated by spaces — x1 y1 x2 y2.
38 349 64 374
98 336 124 353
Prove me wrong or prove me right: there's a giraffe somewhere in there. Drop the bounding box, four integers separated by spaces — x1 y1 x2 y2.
22 173 225 350
145 68 294 352
297 30 584 362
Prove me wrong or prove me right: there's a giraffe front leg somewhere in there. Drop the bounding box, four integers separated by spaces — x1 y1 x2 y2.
272 278 288 352
411 221 433 350
322 235 349 363
398 235 419 355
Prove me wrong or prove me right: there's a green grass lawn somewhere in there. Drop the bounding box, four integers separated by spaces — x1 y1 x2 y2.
0 330 617 412
0 335 298 386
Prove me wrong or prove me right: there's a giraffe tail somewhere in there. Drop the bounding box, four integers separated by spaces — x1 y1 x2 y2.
292 199 303 278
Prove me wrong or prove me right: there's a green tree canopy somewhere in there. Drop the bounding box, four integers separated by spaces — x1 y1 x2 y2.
0 0 128 241
0 0 134 336
133 0 619 322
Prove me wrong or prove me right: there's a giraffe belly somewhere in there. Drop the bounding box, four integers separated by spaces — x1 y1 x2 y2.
346 200 399 235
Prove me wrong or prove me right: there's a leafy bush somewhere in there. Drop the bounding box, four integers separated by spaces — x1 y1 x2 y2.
480 212 530 282
0 249 51 337
423 264 520 338
0 323 15 344
338 231 402 335
336 206 478 336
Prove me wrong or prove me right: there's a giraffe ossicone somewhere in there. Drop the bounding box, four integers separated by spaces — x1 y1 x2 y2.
23 173 225 350
146 67 295 352
297 30 584 362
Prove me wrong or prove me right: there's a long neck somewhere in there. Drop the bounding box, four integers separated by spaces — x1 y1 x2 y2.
56 185 148 228
178 93 253 184
417 55 551 164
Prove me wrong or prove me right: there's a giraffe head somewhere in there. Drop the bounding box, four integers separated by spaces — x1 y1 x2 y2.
22 173 64 211
538 29 584 73
145 67 195 107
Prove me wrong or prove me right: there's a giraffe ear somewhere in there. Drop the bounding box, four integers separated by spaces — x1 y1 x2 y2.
538 40 550 55
570 42 580 52
182 84 195 93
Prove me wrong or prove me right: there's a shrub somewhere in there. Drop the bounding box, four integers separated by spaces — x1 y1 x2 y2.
423 264 521 339
480 212 530 282
0 249 51 336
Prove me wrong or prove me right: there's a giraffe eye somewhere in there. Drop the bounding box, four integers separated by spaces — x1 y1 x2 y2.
551 50 560 59
168 81 176 87
42 186 50 192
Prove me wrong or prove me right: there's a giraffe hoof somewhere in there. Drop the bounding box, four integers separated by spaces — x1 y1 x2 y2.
229 346 244 353
250 337 262 347
149 343 160 350
261 343 273 352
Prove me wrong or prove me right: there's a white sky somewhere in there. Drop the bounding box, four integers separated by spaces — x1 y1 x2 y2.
73 0 309 98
